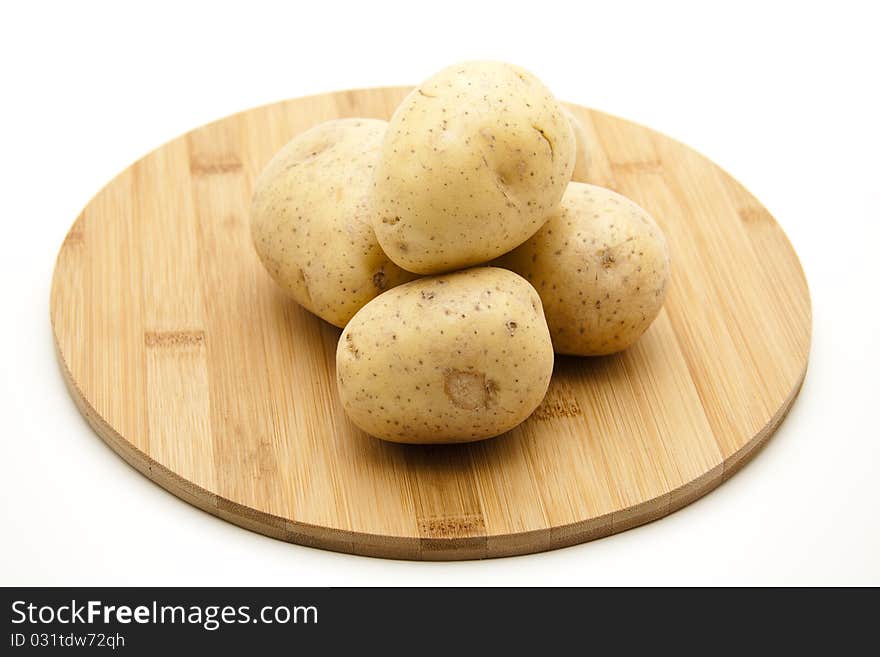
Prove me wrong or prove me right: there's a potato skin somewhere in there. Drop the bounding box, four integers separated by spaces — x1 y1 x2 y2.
336 267 554 444
372 61 576 274
495 183 670 355
251 118 417 327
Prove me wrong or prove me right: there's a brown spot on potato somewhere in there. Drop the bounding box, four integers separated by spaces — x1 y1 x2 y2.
345 333 360 359
532 124 555 160
493 173 517 206
443 369 497 410
599 248 615 268
297 267 312 303
287 144 331 169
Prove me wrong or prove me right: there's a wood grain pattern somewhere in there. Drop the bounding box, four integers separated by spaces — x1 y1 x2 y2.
50 87 811 560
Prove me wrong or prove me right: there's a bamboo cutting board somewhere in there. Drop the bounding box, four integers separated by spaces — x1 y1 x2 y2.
50 87 811 560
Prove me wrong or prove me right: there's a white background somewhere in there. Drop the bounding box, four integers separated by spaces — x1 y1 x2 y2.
1 0 878 586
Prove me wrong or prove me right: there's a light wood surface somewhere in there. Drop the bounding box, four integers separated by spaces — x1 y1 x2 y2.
50 87 811 560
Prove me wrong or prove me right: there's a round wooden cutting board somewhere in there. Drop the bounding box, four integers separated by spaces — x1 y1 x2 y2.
50 87 811 560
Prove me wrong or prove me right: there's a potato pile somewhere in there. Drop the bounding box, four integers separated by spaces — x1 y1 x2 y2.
251 61 670 444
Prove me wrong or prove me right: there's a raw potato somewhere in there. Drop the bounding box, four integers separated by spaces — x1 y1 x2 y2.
372 61 576 274
495 182 670 355
563 106 592 182
336 267 554 444
251 118 417 327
